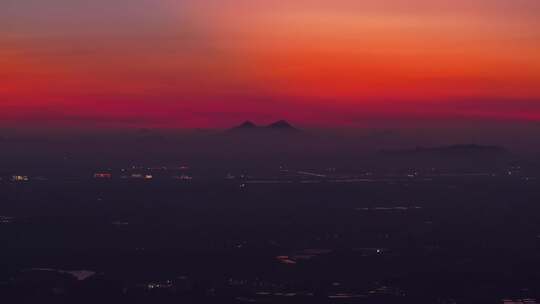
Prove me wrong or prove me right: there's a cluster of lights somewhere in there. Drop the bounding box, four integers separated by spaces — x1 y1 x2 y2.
146 280 173 290
94 173 112 179
11 175 29 182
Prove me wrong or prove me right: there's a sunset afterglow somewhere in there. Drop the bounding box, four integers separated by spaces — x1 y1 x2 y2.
2 0 539 128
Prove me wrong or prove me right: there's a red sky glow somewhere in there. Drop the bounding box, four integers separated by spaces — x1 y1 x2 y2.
1 0 539 128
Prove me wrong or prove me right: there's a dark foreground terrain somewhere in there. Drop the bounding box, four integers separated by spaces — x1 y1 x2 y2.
1 172 539 303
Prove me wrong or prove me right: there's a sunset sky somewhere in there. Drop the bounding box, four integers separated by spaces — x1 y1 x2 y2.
2 0 539 128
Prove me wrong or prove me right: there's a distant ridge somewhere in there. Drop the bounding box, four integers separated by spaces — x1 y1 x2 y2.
380 144 508 156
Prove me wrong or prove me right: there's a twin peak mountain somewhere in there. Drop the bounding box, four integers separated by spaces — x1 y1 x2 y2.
231 120 299 132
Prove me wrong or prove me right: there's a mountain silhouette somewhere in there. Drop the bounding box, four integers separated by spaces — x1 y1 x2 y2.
380 144 508 156
267 120 296 130
229 120 298 133
377 144 512 171
234 121 257 129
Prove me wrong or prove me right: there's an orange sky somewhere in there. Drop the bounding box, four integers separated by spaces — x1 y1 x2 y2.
1 0 539 128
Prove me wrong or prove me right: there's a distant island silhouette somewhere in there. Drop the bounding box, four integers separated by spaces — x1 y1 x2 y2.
230 120 299 132
380 144 508 156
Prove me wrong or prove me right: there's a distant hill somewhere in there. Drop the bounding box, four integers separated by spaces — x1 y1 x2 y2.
377 144 512 171
380 144 508 156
